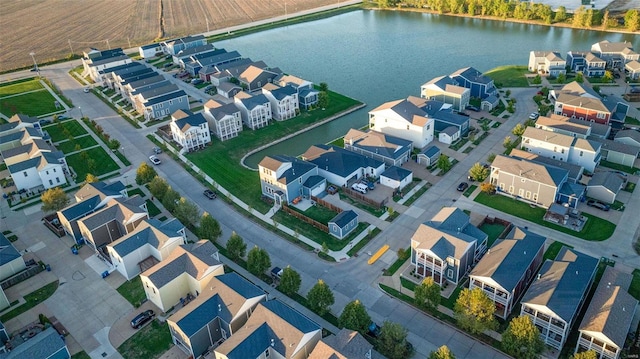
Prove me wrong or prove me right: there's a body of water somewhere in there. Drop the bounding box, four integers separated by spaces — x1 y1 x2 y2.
215 10 637 168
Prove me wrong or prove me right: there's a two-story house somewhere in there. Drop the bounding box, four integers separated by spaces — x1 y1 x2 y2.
584 53 607 77
591 40 639 70
420 75 470 112
82 48 131 83
3 139 68 191
234 92 272 130
450 66 497 99
343 128 412 167
368 98 434 149
262 84 299 121
203 100 243 141
162 35 207 56
551 81 628 125
534 114 592 139
275 74 319 110
169 110 211 152
521 126 601 172
528 51 567 77
258 155 322 206
301 145 385 187
237 65 280 92
309 329 382 359
410 207 488 287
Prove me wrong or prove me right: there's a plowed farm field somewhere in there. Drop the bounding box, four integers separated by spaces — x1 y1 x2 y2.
0 0 341 73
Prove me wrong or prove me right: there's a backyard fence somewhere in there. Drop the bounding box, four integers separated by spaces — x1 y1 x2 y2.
310 196 343 214
342 187 387 209
281 205 329 232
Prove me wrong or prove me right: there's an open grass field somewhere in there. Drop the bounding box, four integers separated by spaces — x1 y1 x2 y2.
66 147 119 179
485 65 529 88
0 90 60 117
0 0 346 72
44 120 89 142
0 78 44 96
56 135 99 154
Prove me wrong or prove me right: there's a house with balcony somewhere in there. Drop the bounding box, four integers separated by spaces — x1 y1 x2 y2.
575 266 638 359
469 227 546 319
162 35 207 56
169 110 211 152
234 92 272 130
509 149 584 184
534 114 592 139
168 272 267 359
551 81 628 125
141 240 224 312
274 74 319 110
343 128 412 167
591 40 639 70
262 85 299 121
521 126 601 173
368 98 434 149
258 155 321 206
528 51 567 77
420 75 470 112
82 48 131 83
301 145 385 188
450 67 497 99
410 207 488 286
520 247 598 350
203 100 243 141
3 138 68 192
309 329 383 359
584 53 607 77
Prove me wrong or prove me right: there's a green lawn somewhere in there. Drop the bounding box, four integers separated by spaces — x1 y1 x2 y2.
403 183 431 207
44 120 89 142
56 135 98 154
118 320 172 359
630 269 640 301
66 147 120 179
1 90 60 117
71 351 91 359
385 247 410 276
187 90 362 214
600 160 640 175
479 222 506 247
297 205 339 223
543 241 572 261
0 281 59 322
146 200 161 217
0 78 44 96
485 65 529 87
128 188 145 197
462 184 477 197
623 182 636 193
474 192 615 241
116 277 146 307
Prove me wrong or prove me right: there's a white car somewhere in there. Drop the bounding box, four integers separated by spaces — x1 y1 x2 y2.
529 112 539 120
149 155 161 165
83 87 90 93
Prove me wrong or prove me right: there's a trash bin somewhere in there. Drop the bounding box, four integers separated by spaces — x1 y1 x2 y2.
71 248 78 255
45 264 51 271
101 271 110 279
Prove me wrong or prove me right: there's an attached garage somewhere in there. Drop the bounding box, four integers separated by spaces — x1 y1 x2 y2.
380 166 413 190
303 175 326 197
586 171 625 204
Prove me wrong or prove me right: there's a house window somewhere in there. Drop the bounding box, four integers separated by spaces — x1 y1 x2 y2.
526 191 531 199
56 177 60 183
519 189 524 197
533 193 538 201
521 178 526 183
49 179 53 186
407 125 410 130
508 186 514 194
580 151 584 156
596 112 606 119
447 269 454 278
23 171 28 177
53 168 56 172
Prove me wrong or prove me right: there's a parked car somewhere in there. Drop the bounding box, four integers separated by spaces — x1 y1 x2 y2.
361 180 375 190
56 115 70 121
149 155 161 165
457 182 469 191
613 73 620 79
39 119 52 125
83 87 90 93
130 310 155 329
587 199 610 211
203 189 217 199
351 183 368 194
152 147 162 154
191 79 203 85
529 112 539 120
465 105 480 112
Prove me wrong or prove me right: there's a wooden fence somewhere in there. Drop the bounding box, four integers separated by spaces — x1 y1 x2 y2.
281 205 329 232
1 265 44 290
342 187 387 209
310 196 343 213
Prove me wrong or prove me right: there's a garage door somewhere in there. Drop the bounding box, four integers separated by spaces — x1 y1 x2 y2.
311 182 326 196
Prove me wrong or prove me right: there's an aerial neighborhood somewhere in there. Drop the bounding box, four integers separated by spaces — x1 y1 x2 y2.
1 3 640 359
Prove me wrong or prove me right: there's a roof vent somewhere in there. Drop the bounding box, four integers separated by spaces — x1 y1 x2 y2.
271 339 275 347
524 251 526 255
537 274 541 280
218 304 222 312
607 282 611 288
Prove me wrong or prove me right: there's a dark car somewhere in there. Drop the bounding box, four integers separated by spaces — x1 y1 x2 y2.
204 189 217 199
457 182 469 191
587 199 610 211
465 105 480 112
613 73 620 79
130 310 155 329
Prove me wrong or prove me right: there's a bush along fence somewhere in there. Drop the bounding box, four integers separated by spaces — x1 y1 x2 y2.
281 205 329 232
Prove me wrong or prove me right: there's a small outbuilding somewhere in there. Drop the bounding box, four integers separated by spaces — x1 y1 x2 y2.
587 171 625 204
328 210 358 239
417 145 440 167
481 95 499 111
438 125 460 145
380 166 413 190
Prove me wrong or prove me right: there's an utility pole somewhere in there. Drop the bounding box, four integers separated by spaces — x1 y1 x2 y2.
127 37 131 48
106 39 110 49
206 17 210 33
68 39 74 55
29 52 40 77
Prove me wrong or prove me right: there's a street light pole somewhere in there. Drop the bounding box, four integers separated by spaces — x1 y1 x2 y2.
29 52 40 77
79 106 83 119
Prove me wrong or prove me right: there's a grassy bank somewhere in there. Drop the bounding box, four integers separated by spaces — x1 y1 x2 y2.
485 65 529 88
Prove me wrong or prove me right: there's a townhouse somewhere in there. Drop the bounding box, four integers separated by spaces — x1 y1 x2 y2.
203 100 243 141
368 98 434 149
162 35 207 56
343 128 412 167
590 40 639 70
234 92 272 130
185 50 242 77
262 84 299 121
521 126 601 172
551 81 628 125
81 48 131 83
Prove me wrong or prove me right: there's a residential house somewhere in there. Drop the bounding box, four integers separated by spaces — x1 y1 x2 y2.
575 267 638 359
203 100 243 141
584 53 607 78
258 155 320 205
106 218 186 280
185 50 242 77
138 43 163 58
213 300 322 359
168 273 267 358
520 247 599 350
420 75 470 112
368 98 434 149
102 63 151 90
124 78 172 105
0 233 26 282
141 240 224 312
237 65 280 92
528 51 567 77
274 74 319 110
551 81 628 124
410 207 488 286
0 114 43 151
625 60 640 80
172 44 218 67
217 82 242 99
521 126 601 172
614 129 640 148
568 118 610 139
328 210 358 240
592 137 640 168
3 138 68 191
535 114 592 139
132 81 190 120
489 155 570 208
234 92 272 130
591 40 639 69
209 59 265 86
57 181 127 241
77 196 148 256
469 227 546 319
0 321 8 352
510 149 585 184
82 48 130 83
0 327 70 359
118 75 165 99
586 171 625 204
417 145 441 167
343 129 412 167
380 166 413 190
169 110 211 152
450 66 497 99
262 85 299 121
162 35 207 56
308 329 383 359
301 145 385 187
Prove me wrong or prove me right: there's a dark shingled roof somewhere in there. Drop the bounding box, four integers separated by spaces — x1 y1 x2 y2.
421 145 440 157
329 210 358 228
0 233 21 267
267 85 297 100
144 240 221 288
305 145 384 177
109 219 185 257
258 155 317 185
240 93 270 110
144 90 187 106
381 166 412 181
209 102 240 120
173 113 207 133
0 327 66 359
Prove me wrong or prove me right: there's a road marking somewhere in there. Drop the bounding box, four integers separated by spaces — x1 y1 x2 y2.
368 244 389 265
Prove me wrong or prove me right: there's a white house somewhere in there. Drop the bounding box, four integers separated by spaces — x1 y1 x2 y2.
528 51 567 77
301 145 385 187
82 48 131 83
438 125 460 145
521 126 600 173
203 100 243 141
169 110 211 152
380 166 413 190
233 92 272 130
369 98 434 149
420 75 470 112
262 84 299 121
2 136 68 191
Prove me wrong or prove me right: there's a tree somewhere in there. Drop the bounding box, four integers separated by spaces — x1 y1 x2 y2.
454 288 497 334
502 316 544 359
278 266 301 296
469 162 489 182
414 277 441 310
556 73 566 84
173 197 199 227
480 183 496 194
148 176 169 201
307 279 334 316
601 10 609 30
512 123 526 137
487 153 496 163
199 212 221 242
317 91 329 109
85 173 99 183
554 6 567 22
338 299 371 333
603 70 614 83
319 82 328 92
429 345 456 359
108 139 121 150
437 154 451 173
575 72 584 83
503 136 513 149
624 9 639 32
41 187 70 212
161 187 180 213
377 321 412 359
532 74 542 85
226 231 247 261
247 246 271 276
135 162 157 185
572 350 597 359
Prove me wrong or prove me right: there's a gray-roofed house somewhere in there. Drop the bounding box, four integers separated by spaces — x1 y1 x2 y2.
586 171 626 204
417 145 441 167
259 155 319 205
301 145 385 188
420 75 470 112
106 218 186 280
141 240 224 312
521 126 601 173
626 60 640 80
368 98 435 149
169 110 211 152
450 66 497 99
591 40 639 70
592 137 640 168
411 207 488 286
138 43 163 58
274 74 319 110
237 65 280 92
584 52 607 77
0 233 26 282
328 210 358 240
262 85 299 121
168 272 267 358
213 300 322 359
185 50 242 77
233 92 272 130
217 82 242 99
172 44 218 67
162 35 207 56
575 266 638 359
0 327 70 359
550 81 623 125
81 48 131 83
438 125 460 145
535 114 592 139
308 329 384 359
490 155 569 208
203 100 243 141
380 166 413 190
520 247 599 350
469 227 546 319
343 128 412 167
614 129 640 148
509 149 585 184
481 95 499 111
